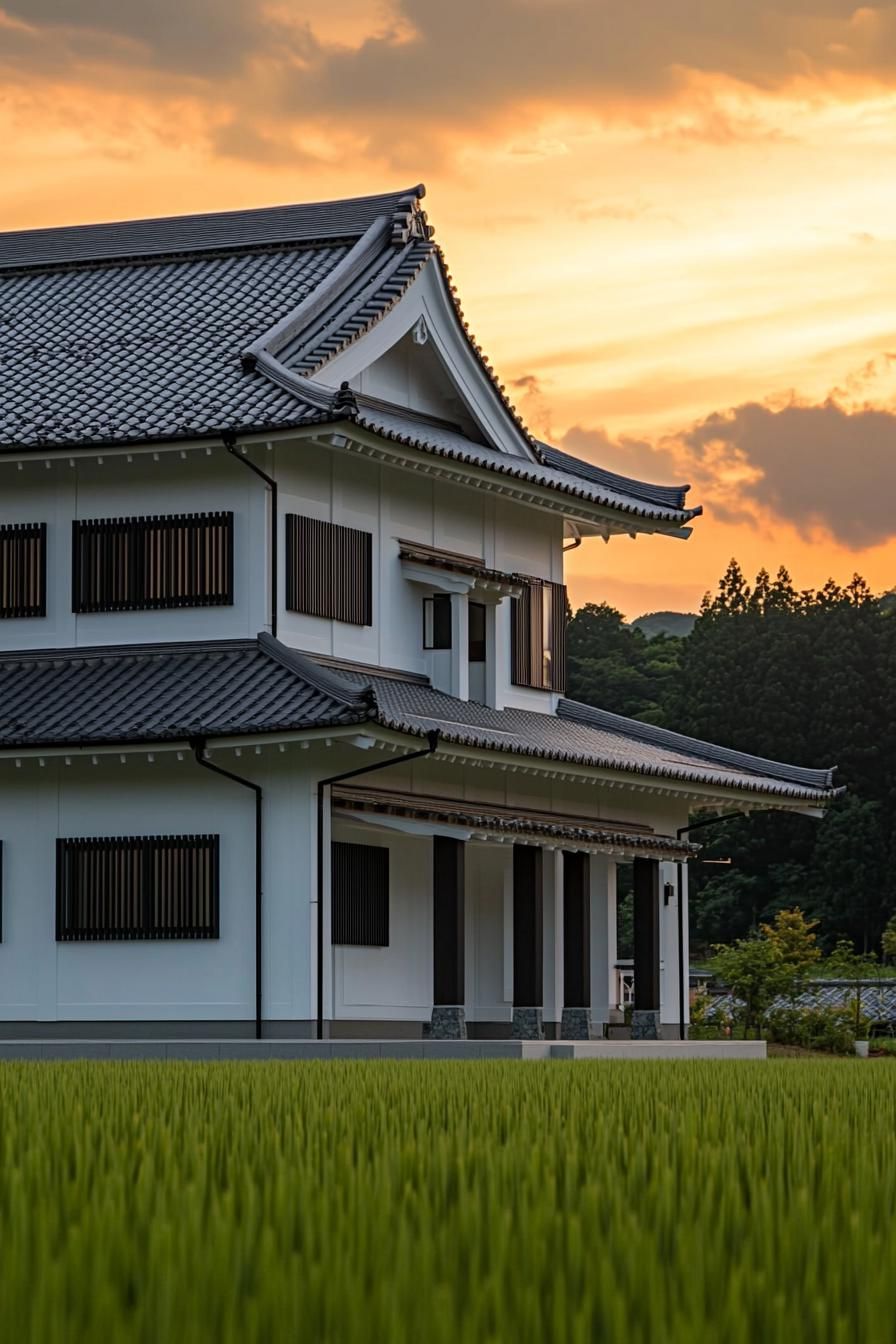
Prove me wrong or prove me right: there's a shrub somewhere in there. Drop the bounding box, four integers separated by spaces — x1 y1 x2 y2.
766 1004 862 1055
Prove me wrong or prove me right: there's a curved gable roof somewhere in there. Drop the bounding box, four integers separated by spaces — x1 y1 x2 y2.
0 184 701 533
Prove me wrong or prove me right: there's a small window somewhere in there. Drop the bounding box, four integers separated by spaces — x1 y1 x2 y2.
0 523 46 619
285 514 372 625
468 601 486 663
56 835 219 941
423 594 452 650
72 513 233 613
332 841 389 947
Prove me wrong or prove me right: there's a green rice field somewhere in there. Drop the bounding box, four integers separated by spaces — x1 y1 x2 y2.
1 1060 894 1343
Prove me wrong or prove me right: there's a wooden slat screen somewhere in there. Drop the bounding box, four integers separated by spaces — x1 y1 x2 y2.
331 841 389 946
71 513 233 613
0 523 46 618
56 835 220 941
510 578 567 692
285 514 372 625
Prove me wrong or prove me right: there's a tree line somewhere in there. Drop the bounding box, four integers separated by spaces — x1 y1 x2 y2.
567 561 896 956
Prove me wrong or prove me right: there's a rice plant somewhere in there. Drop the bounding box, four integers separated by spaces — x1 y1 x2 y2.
0 1060 894 1343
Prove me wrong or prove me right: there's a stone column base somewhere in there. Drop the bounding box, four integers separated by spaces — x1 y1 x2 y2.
631 1009 661 1040
560 1007 593 1040
428 1005 467 1040
511 1008 544 1040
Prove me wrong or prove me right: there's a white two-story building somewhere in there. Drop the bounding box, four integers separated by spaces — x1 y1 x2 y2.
0 186 837 1041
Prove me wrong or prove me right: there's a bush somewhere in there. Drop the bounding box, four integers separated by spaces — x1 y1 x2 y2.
766 1004 862 1055
688 990 730 1040
870 1037 896 1058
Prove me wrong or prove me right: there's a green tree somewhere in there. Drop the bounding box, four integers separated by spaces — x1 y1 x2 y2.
760 908 820 975
882 915 896 965
825 939 878 1038
710 936 794 1038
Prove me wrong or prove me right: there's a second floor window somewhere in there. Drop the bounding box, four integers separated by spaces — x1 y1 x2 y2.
72 512 233 613
510 578 567 692
0 522 46 619
285 514 372 625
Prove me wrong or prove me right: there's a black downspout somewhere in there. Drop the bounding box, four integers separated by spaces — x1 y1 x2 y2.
221 431 278 639
316 731 440 1040
193 739 264 1040
675 808 779 1040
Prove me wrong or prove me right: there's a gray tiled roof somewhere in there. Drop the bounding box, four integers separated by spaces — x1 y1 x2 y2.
0 190 424 271
708 983 896 1026
361 676 838 803
0 187 701 533
352 405 701 527
0 635 370 747
0 635 836 805
536 441 691 514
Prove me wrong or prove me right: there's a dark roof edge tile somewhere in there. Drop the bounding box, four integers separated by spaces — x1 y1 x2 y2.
257 632 373 710
558 697 838 791
0 637 259 664
0 187 426 272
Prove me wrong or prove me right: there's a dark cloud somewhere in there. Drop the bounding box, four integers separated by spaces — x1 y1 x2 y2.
2 1 896 150
681 399 896 548
562 394 896 550
0 0 280 75
287 2 896 127
560 425 684 488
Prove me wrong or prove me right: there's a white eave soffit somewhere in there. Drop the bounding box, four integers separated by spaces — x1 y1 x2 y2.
310 260 539 464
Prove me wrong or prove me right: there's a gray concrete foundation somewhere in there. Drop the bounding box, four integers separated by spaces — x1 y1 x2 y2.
0 1039 767 1061
631 1009 662 1040
427 1006 467 1040
511 1008 544 1040
560 1008 593 1040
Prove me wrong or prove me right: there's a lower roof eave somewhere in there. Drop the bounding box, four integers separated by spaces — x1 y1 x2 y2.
0 722 379 762
368 722 841 812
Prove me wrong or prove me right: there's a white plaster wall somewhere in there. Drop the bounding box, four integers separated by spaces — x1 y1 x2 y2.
0 752 321 1025
466 843 511 1024
0 452 268 652
330 820 433 1022
273 441 563 711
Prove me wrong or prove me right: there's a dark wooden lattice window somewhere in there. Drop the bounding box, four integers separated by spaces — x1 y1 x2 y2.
331 841 389 947
285 514 372 625
510 578 567 692
0 523 46 618
71 513 233 613
56 835 220 941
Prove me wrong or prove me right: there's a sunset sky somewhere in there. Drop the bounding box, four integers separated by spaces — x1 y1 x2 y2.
2 0 894 617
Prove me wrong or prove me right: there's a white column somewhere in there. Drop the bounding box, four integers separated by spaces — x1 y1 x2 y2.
542 850 564 1030
589 854 617 1027
491 598 509 711
659 861 690 1031
449 593 469 701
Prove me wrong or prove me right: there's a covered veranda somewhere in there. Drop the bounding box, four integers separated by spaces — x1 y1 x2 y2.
325 782 697 1041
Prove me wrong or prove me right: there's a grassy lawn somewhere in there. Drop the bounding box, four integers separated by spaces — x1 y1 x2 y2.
1 1060 895 1343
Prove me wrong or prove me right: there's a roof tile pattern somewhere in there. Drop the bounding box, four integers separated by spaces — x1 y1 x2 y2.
0 245 345 447
362 675 838 802
0 636 836 805
0 636 369 746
